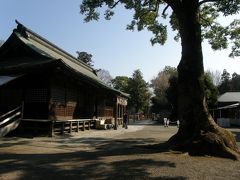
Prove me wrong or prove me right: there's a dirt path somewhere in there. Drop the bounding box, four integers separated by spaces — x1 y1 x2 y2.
0 120 240 180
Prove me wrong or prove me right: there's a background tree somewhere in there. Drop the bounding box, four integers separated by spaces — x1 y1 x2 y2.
218 70 240 94
150 66 177 113
166 71 218 120
231 72 240 91
128 69 151 114
207 70 222 86
166 73 178 120
204 72 219 109
80 0 240 159
96 69 113 86
218 69 231 94
76 51 94 67
112 76 130 93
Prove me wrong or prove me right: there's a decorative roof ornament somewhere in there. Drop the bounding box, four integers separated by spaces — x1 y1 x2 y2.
15 19 29 38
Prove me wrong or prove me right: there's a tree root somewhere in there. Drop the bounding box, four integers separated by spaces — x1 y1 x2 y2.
167 127 240 160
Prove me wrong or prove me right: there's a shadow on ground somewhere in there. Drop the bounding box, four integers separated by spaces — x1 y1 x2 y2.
0 136 187 180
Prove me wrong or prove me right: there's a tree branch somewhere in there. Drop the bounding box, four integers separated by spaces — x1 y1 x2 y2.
198 0 218 7
142 0 150 6
200 16 212 27
162 5 170 16
110 0 120 9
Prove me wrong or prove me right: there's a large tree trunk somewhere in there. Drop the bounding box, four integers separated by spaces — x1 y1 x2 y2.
168 1 240 160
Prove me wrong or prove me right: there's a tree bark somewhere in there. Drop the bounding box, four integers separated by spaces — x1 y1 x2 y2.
168 1 240 160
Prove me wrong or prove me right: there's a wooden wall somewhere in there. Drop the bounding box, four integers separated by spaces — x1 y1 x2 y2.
49 75 97 120
0 70 120 121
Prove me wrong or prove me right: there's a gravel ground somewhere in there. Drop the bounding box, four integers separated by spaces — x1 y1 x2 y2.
0 120 240 180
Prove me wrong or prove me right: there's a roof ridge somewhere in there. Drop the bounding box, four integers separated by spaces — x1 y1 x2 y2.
14 20 95 73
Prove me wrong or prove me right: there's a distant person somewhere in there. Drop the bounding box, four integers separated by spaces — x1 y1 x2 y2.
123 112 128 129
166 118 169 127
164 118 167 127
177 120 180 128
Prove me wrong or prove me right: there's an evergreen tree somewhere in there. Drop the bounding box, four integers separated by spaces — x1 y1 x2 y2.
150 66 177 112
76 51 94 67
128 69 151 113
231 73 240 91
112 76 130 93
218 69 231 94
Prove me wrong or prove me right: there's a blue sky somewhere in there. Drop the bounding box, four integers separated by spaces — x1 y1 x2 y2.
1 0 240 82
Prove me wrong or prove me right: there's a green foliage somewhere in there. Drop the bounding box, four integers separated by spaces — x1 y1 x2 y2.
214 0 240 16
80 0 168 46
231 73 240 91
218 70 240 94
128 69 151 113
80 0 240 57
112 72 151 113
76 51 94 67
111 76 130 92
204 72 219 108
150 66 177 113
166 73 178 119
218 69 231 94
165 71 218 118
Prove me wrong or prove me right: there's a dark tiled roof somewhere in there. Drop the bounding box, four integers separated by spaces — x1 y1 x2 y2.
0 21 128 98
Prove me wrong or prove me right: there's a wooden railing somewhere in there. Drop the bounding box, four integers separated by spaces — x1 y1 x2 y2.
52 119 96 136
0 106 22 137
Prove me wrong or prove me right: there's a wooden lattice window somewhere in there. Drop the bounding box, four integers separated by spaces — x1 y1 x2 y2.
51 87 65 105
25 89 47 103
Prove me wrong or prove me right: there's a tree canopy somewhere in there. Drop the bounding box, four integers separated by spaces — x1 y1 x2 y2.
96 69 113 86
218 69 240 94
76 51 94 67
150 66 177 112
112 71 151 114
112 76 130 92
151 67 218 119
128 69 151 113
80 0 240 57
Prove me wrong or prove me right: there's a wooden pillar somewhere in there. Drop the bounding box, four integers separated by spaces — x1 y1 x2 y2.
21 101 24 119
83 121 85 131
49 120 54 137
61 122 65 135
88 121 91 130
114 97 118 130
77 121 79 132
121 105 124 124
70 121 72 134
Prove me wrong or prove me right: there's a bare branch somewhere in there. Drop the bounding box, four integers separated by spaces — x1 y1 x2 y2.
110 0 120 9
198 0 218 7
162 5 170 16
142 0 150 6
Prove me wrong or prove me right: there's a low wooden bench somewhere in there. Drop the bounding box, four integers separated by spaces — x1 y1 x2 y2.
53 119 96 135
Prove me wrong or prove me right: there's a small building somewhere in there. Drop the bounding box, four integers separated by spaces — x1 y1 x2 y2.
213 92 240 127
0 21 128 136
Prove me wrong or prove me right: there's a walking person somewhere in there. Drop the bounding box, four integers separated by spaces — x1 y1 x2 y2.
123 112 128 129
166 118 169 127
163 118 167 127
177 120 180 128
